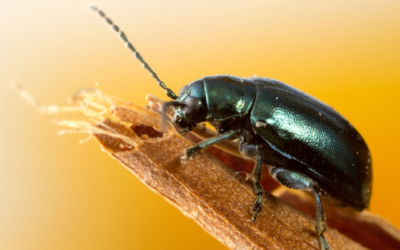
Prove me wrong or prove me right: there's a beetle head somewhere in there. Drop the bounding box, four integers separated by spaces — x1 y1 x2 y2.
163 79 208 132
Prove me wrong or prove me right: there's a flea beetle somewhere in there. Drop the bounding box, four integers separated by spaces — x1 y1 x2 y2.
90 6 372 250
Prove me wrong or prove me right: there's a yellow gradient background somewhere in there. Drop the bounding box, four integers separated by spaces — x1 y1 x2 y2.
1 1 399 249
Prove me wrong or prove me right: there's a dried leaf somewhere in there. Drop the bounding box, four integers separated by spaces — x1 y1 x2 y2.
93 103 367 250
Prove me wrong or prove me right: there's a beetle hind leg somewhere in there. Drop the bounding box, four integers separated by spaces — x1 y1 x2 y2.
270 168 330 250
314 189 329 250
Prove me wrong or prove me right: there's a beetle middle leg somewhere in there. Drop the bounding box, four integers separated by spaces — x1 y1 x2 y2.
248 152 264 222
238 143 265 222
270 168 330 250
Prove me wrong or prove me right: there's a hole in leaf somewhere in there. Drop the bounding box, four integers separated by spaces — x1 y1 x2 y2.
130 124 165 139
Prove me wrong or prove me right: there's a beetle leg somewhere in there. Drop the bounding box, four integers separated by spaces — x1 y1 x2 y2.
248 152 264 222
314 190 329 250
270 168 330 250
181 129 241 160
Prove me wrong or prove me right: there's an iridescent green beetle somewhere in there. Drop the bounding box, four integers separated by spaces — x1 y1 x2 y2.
90 7 372 250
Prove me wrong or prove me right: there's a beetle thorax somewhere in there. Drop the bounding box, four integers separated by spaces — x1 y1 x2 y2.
172 75 257 131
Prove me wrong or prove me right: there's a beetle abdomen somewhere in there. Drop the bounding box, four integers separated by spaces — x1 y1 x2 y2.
250 78 372 210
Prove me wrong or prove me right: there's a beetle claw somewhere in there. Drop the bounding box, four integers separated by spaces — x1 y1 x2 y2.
251 204 262 222
180 148 190 161
180 147 198 161
319 234 330 250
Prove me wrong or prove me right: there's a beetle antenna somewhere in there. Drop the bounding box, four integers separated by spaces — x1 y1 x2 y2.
89 5 178 100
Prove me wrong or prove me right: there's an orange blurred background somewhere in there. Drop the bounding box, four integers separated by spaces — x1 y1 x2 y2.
0 0 399 249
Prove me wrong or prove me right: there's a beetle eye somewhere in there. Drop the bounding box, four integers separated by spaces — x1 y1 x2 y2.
184 98 201 118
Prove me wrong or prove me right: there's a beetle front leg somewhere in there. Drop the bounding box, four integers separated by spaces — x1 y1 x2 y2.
181 129 240 160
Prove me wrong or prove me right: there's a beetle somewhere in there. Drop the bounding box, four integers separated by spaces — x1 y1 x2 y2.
90 6 372 250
